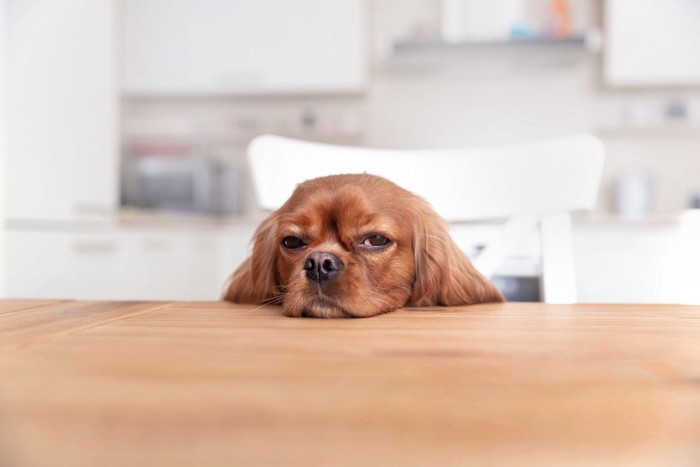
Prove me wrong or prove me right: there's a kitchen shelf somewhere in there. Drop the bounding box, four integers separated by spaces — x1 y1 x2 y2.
391 35 590 55
382 34 597 70
596 124 700 139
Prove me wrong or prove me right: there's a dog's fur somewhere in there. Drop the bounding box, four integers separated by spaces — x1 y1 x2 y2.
224 174 504 318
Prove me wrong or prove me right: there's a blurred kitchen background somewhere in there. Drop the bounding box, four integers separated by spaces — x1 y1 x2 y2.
2 0 700 303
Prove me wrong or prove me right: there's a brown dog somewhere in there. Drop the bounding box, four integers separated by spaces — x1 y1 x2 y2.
225 174 504 317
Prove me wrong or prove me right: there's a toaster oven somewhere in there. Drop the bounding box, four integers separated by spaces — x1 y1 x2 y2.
121 150 239 216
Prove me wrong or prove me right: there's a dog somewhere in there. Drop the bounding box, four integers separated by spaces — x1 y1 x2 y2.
224 174 504 318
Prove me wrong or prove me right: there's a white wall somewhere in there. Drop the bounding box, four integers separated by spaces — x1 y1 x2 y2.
367 0 599 149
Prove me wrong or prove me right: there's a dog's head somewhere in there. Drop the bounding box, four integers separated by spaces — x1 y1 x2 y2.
225 174 504 318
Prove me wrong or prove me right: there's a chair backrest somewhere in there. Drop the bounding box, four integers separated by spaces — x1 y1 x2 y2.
248 134 605 222
246 134 606 303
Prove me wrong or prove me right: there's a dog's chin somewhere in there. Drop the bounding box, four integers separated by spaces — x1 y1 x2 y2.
281 285 357 318
303 301 351 319
283 295 351 319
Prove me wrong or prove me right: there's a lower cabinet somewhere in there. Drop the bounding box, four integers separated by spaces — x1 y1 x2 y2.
6 224 254 301
575 220 700 304
8 220 697 304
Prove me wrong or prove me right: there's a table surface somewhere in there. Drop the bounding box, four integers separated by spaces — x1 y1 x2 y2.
1 300 699 467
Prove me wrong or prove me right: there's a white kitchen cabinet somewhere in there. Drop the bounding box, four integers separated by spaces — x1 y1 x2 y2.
605 0 700 86
6 224 255 301
5 0 118 221
457 221 690 304
573 223 678 304
119 230 224 301
121 0 367 95
8 230 126 300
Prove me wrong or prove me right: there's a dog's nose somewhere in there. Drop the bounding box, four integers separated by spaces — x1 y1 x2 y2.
304 252 344 282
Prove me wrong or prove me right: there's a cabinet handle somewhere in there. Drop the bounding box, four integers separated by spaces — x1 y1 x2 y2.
141 238 172 252
72 203 115 217
72 240 117 255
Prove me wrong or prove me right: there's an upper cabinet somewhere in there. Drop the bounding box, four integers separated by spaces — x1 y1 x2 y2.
605 0 700 87
121 0 368 95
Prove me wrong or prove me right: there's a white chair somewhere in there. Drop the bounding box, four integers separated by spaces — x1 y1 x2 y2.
246 134 605 303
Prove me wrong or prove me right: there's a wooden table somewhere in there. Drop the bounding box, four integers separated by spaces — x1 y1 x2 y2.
1 301 699 466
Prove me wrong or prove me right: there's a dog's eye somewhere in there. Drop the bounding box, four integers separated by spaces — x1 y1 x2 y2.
361 235 391 248
282 236 306 250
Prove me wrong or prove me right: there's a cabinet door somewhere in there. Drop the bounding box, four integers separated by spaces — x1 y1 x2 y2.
122 0 367 94
605 0 700 86
6 0 118 221
117 230 224 301
574 227 675 303
7 224 257 301
7 229 221 301
7 230 124 300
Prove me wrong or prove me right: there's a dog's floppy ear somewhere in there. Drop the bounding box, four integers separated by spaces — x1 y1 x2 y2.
224 214 279 303
409 204 504 306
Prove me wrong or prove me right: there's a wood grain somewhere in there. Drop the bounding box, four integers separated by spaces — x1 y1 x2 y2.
0 300 65 315
0 301 699 466
0 300 171 352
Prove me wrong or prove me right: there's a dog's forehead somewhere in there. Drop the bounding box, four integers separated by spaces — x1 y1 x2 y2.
285 180 400 233
307 184 374 221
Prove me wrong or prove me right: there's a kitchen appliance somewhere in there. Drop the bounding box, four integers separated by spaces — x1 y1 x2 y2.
121 145 239 216
614 168 653 220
